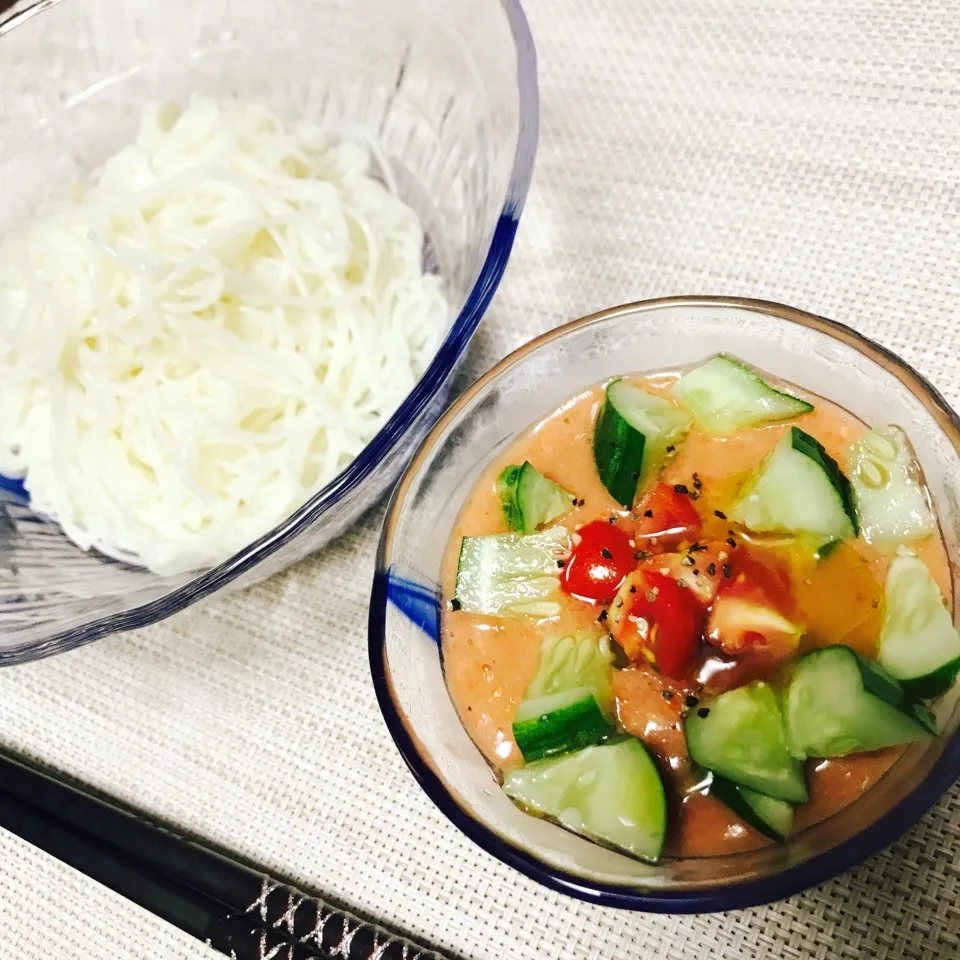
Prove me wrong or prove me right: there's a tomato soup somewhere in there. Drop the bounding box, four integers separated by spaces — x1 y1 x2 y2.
442 356 954 861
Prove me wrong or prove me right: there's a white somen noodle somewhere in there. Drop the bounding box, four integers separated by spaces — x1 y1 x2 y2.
0 98 449 575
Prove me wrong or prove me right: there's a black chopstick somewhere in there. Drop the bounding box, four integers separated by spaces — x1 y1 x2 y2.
0 747 451 960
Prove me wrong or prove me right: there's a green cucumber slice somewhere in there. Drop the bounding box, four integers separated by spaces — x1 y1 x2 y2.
784 645 936 758
454 527 571 617
730 426 857 541
707 773 794 841
593 379 692 507
513 688 613 762
502 738 667 863
671 355 813 434
685 683 808 803
497 461 576 534
879 555 960 698
512 634 616 761
847 427 935 543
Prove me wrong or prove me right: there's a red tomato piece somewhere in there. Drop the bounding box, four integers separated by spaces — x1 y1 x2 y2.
561 520 637 603
633 482 702 549
609 570 703 680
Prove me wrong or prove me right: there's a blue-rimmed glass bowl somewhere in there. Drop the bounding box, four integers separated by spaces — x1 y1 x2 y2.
370 296 960 912
0 0 537 663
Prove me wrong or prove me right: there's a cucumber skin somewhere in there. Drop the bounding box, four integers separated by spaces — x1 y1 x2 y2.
496 465 525 531
707 773 793 842
902 657 960 700
593 396 645 508
513 694 614 763
790 427 859 536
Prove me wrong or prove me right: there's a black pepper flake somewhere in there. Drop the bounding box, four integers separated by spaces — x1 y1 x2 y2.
684 695 699 708
693 569 700 576
634 550 648 561
577 498 586 507
597 609 608 622
726 537 738 549
706 562 717 576
697 707 711 719
871 598 880 609
661 689 675 701
722 563 733 578
643 509 654 518
608 515 618 524
450 598 462 611
688 542 707 553
601 547 613 560
666 444 676 453
714 510 727 520
677 578 689 588
629 585 637 593
673 483 689 495
692 472 702 490
557 559 566 568
615 598 623 608
680 555 695 566
689 489 700 500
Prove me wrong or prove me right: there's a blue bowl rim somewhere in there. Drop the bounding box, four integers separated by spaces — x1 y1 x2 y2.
369 294 960 913
0 0 540 665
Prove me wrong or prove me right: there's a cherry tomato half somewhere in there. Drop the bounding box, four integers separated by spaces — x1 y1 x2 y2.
633 482 702 548
561 520 636 603
615 570 703 680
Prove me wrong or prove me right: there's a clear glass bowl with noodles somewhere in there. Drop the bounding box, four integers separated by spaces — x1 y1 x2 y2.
0 0 538 663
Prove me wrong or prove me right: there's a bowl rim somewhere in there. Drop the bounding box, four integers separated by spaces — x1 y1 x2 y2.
0 0 540 665
369 294 960 913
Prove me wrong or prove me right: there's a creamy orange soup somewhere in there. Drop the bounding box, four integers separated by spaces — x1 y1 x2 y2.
442 370 950 858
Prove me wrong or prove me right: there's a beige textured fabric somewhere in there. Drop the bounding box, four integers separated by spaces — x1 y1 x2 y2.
2 0 960 957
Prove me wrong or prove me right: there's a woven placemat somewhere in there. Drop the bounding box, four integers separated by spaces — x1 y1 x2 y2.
2 0 960 957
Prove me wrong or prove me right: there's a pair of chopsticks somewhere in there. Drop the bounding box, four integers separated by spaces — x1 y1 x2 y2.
0 745 450 960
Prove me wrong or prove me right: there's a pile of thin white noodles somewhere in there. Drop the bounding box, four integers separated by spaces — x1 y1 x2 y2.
0 98 448 575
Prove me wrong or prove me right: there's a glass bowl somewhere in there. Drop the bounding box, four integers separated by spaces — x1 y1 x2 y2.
369 296 960 912
0 0 538 663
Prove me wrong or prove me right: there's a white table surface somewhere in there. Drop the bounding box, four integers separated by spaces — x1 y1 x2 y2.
2 0 960 957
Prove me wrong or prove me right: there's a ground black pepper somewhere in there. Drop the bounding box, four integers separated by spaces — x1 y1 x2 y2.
629 585 637 593
722 563 733 578
684 695 699 708
450 599 462 611
597 609 608 622
661 689 675 701
706 562 717 576
697 707 711 718
601 547 613 559
557 559 566 568
673 483 689 495
726 537 737 549
680 555 695 566
714 510 727 520
666 444 676 453
643 508 654 518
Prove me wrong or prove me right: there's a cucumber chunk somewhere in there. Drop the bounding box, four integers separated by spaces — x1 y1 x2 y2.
513 689 613 763
685 682 808 803
707 773 794 841
671 355 813 434
847 427 935 543
730 426 857 541
502 738 667 863
784 645 936 758
454 527 571 617
879 555 960 698
513 634 616 761
497 461 576 534
593 379 692 507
